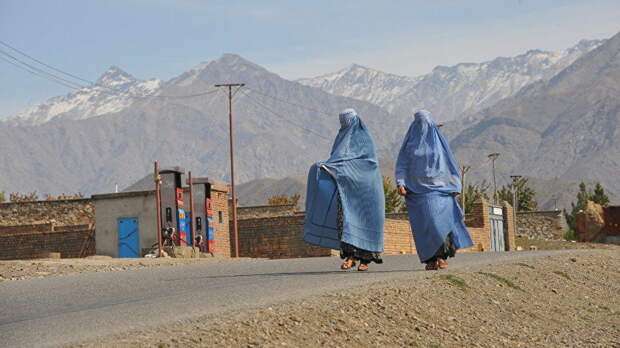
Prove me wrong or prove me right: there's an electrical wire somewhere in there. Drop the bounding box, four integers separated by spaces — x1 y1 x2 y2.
239 90 331 141
0 48 84 89
0 40 220 99
244 86 331 116
0 39 93 85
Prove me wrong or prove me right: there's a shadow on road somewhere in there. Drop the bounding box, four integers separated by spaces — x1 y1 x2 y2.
162 268 423 282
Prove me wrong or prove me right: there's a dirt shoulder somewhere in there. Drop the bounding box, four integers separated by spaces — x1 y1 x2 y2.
73 250 619 348
0 256 253 282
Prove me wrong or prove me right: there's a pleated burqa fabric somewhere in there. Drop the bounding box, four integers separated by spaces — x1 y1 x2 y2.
304 109 385 252
395 110 473 262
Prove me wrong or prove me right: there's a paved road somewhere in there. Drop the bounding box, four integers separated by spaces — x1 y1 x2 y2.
0 250 590 347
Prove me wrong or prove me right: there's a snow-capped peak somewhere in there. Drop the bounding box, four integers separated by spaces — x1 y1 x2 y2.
95 66 137 88
5 67 162 126
298 38 605 121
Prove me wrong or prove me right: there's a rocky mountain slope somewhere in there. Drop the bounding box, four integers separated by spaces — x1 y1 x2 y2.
0 54 403 195
5 67 162 126
298 40 604 122
448 31 620 202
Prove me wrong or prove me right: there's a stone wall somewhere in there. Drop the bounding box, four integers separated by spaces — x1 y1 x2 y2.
516 210 563 240
0 199 93 226
0 223 95 260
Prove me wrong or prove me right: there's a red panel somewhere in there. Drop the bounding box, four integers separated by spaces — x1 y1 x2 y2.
206 198 213 217
176 188 184 207
207 240 216 253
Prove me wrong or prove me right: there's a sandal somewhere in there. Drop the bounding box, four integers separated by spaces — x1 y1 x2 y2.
437 258 448 269
340 258 356 270
425 260 439 271
358 263 369 272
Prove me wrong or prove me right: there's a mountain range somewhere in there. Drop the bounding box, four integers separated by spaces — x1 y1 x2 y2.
298 39 604 122
1 34 618 212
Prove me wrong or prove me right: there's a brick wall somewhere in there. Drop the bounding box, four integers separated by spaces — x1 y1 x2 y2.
236 200 495 259
236 204 297 220
462 200 491 252
503 202 517 251
237 216 331 259
211 187 231 257
0 223 95 260
516 210 564 240
603 206 620 237
0 199 93 226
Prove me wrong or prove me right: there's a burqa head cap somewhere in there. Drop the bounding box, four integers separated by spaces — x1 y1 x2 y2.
414 110 432 123
339 108 357 127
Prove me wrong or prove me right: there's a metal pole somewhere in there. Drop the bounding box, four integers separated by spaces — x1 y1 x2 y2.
188 171 196 248
154 161 163 257
510 175 522 237
215 83 244 258
488 153 500 204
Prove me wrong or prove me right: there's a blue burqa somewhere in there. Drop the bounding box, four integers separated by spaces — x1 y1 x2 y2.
304 109 385 252
395 110 473 262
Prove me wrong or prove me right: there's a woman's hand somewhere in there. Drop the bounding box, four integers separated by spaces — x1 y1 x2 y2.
398 185 407 196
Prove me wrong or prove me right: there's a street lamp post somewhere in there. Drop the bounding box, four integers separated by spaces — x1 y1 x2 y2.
488 153 500 204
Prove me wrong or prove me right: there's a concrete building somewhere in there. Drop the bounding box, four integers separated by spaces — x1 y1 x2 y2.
93 183 230 258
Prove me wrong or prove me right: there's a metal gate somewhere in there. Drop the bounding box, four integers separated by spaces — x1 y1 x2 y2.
489 205 505 252
118 218 140 258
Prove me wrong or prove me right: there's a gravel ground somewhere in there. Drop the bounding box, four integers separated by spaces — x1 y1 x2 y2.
515 237 620 251
0 256 252 282
73 250 619 348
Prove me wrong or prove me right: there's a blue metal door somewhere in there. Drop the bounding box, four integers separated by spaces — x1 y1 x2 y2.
118 218 140 258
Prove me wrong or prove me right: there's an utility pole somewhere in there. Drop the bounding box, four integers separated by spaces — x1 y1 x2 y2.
154 161 163 257
488 153 500 204
460 165 470 211
188 171 196 247
215 83 245 258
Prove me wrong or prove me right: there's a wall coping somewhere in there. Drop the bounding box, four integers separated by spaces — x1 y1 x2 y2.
517 210 562 215
0 198 92 206
92 190 153 200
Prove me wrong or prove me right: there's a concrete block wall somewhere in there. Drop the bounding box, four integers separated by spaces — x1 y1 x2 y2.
0 223 95 260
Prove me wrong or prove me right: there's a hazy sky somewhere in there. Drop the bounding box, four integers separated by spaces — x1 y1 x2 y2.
1 0 619 118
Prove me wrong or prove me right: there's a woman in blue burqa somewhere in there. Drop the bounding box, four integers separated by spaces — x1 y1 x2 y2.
304 109 385 271
396 110 473 270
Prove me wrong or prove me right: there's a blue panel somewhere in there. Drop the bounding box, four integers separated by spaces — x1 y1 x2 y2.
207 226 215 241
185 213 192 245
177 208 187 233
118 218 139 258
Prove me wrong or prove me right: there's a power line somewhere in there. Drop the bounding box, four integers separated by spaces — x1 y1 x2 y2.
0 54 82 89
0 39 220 99
240 90 331 141
0 48 84 89
244 87 331 116
0 39 93 85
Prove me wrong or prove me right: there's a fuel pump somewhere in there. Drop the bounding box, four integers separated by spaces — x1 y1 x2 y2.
159 168 189 246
